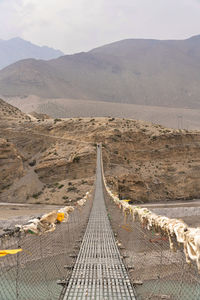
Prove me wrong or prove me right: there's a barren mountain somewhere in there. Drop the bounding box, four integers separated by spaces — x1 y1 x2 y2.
0 101 200 205
1 35 200 108
0 37 64 70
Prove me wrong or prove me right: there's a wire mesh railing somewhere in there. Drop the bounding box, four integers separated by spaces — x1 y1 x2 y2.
0 197 93 300
104 189 200 300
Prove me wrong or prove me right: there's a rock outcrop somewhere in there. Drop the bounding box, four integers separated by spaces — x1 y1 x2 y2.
0 138 24 193
35 143 96 183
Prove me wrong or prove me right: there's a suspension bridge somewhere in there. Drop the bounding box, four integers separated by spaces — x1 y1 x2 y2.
1 146 200 299
61 146 136 299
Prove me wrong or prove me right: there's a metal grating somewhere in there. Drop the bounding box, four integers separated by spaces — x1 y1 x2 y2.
62 147 136 299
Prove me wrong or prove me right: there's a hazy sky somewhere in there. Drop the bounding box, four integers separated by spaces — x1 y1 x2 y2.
1 0 200 54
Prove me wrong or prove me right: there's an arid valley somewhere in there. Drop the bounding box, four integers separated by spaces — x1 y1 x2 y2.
1 97 200 231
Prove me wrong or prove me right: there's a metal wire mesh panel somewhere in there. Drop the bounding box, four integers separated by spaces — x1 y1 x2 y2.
0 201 92 300
105 192 200 300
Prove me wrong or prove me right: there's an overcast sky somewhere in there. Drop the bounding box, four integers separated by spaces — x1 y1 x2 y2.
0 0 200 54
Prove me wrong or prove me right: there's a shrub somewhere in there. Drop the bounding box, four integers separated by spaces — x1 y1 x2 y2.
29 159 36 167
68 186 77 192
73 156 80 163
54 118 62 123
58 184 64 189
32 191 43 199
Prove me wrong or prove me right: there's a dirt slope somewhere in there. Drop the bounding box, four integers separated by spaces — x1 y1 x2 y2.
0 98 30 120
4 96 200 130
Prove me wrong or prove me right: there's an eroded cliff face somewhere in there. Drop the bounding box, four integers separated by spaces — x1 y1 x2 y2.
101 119 200 202
35 142 96 183
0 138 24 193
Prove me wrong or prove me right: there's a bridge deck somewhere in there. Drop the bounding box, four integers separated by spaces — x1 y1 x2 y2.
62 147 136 299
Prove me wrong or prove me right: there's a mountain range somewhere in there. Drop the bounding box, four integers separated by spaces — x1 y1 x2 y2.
1 35 200 108
0 37 64 70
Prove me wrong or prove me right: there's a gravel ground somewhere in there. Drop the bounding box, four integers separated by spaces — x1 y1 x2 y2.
141 199 200 227
0 202 61 234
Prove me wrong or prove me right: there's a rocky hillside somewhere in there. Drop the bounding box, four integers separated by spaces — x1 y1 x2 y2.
0 138 24 193
100 119 200 202
0 98 30 121
0 106 200 204
0 103 96 204
1 35 200 109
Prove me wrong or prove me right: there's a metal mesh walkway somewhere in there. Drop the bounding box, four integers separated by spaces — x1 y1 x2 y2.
62 147 136 299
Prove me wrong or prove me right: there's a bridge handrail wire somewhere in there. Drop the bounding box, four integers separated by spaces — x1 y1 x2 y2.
102 147 200 299
0 190 93 300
